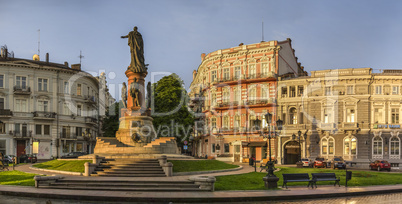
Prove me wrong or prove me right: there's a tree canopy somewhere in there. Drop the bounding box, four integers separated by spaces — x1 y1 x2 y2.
152 74 194 143
101 102 121 137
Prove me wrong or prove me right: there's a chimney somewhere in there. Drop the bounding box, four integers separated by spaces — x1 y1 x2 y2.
46 53 49 63
71 64 81 70
64 61 69 67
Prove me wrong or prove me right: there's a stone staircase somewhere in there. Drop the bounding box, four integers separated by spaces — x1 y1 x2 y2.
143 137 176 148
41 179 206 191
92 158 166 177
94 137 179 154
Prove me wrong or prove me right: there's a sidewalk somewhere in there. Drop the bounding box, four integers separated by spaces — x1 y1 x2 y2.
6 162 402 202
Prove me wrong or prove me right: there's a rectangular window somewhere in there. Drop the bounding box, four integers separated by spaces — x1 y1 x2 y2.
261 63 269 76
35 124 42 135
347 85 354 95
0 75 3 88
234 66 241 79
77 105 82 116
0 98 4 109
325 87 331 96
281 87 287 98
374 108 384 123
249 64 256 78
392 108 400 124
16 76 27 89
63 103 70 115
298 86 304 96
375 86 382 95
211 118 216 129
64 82 69 94
223 68 229 81
322 139 328 154
38 101 49 112
15 99 27 112
44 125 50 135
324 109 332 123
346 109 355 123
224 143 230 153
234 116 240 128
211 71 217 82
77 84 82 96
0 140 5 155
76 127 83 137
38 78 48 91
212 144 215 153
14 123 20 134
0 122 5 134
290 86 296 97
393 86 400 95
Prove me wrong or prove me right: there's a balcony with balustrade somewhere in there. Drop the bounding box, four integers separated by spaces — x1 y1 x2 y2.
33 111 56 120
0 109 12 118
13 86 31 95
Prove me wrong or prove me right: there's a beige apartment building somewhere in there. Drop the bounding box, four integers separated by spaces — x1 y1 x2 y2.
277 68 402 167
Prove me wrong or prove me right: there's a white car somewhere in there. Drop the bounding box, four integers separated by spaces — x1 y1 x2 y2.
301 158 313 167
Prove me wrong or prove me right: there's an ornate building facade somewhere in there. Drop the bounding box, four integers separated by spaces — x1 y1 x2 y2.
189 39 306 162
0 49 114 159
277 68 402 166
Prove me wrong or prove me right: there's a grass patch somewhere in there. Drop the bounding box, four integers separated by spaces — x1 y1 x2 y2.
215 167 402 191
33 160 92 173
0 170 37 186
169 160 238 173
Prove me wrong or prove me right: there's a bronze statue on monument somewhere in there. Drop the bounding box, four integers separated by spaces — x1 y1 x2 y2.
121 26 147 73
130 78 140 107
121 82 127 108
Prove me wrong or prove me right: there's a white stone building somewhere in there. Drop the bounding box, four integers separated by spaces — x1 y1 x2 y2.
0 50 114 159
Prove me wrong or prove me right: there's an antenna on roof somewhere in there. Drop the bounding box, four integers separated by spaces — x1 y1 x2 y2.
78 50 84 65
261 17 264 42
37 29 40 58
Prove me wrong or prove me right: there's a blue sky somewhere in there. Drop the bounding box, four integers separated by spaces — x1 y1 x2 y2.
1 0 402 99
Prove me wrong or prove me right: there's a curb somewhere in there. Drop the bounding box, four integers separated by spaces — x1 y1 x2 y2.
173 165 243 176
29 167 82 176
1 185 402 202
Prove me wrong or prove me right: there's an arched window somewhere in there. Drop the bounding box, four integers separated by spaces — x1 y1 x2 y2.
390 137 400 156
289 108 297 125
321 137 334 156
249 64 256 78
373 136 382 156
261 62 269 76
344 137 357 156
234 88 241 102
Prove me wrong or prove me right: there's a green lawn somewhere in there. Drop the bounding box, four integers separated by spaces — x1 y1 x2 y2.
33 160 92 173
0 170 37 186
215 167 402 191
169 160 238 172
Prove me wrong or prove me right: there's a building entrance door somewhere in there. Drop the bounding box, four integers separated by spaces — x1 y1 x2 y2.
17 140 26 157
284 141 300 164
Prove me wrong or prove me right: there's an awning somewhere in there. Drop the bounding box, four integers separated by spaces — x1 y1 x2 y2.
246 141 267 147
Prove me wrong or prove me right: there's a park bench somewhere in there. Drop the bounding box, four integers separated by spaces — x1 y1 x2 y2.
282 173 314 189
311 173 340 188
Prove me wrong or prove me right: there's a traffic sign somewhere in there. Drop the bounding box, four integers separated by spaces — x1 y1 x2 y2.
183 145 188 150
184 141 188 145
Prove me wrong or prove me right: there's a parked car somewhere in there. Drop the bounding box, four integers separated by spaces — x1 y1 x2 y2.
370 160 391 171
4 155 14 163
301 158 313 167
19 154 37 163
314 157 327 168
330 157 346 169
61 152 86 159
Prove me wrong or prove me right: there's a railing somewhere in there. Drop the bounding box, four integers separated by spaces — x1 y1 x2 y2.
60 133 77 139
13 86 31 94
0 109 12 117
10 130 32 138
85 117 97 124
33 111 56 119
84 95 96 104
342 122 359 129
319 123 336 130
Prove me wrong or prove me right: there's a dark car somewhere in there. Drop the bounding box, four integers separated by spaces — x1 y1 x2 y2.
330 157 346 169
61 152 86 159
19 154 37 163
313 157 326 168
370 160 391 171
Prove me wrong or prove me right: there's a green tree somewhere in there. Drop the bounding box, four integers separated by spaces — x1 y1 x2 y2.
152 74 194 144
101 102 121 137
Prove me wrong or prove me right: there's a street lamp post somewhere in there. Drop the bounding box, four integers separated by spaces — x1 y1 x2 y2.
261 112 283 189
